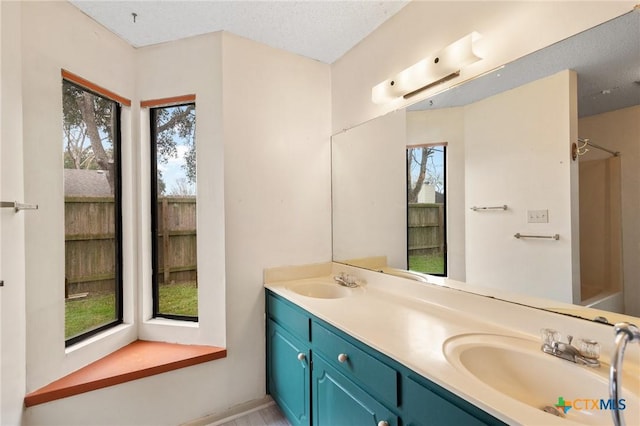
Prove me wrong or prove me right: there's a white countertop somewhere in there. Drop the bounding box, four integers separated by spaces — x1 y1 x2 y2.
264 262 640 426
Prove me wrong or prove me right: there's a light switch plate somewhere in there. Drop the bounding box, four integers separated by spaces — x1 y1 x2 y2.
528 209 548 223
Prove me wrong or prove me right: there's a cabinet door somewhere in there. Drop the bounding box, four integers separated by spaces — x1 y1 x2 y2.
312 355 398 426
403 376 502 426
267 320 311 426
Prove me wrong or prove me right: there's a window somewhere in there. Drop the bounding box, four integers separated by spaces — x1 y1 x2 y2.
63 80 123 346
150 103 198 320
406 144 447 276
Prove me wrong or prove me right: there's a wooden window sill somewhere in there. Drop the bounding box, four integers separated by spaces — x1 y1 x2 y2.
24 340 226 407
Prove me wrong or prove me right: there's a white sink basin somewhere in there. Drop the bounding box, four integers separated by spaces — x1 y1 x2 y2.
287 280 360 299
444 334 640 425
381 267 428 282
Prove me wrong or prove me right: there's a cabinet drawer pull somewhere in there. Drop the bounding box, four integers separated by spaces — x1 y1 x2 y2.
297 353 306 361
337 353 348 363
377 421 389 426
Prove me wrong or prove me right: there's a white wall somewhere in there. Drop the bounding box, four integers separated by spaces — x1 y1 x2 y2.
17 3 331 426
221 31 332 411
1 2 27 424
579 105 640 316
332 110 407 268
20 0 138 397
407 108 465 281
2 1 636 424
136 33 227 346
331 1 635 133
464 70 578 303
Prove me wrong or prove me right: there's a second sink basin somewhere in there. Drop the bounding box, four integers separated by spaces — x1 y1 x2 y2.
444 334 639 425
287 279 362 299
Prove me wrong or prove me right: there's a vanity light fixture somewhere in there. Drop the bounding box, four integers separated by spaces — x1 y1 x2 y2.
372 32 482 104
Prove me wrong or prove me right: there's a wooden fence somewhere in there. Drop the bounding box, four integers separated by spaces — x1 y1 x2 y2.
407 203 444 257
64 197 197 296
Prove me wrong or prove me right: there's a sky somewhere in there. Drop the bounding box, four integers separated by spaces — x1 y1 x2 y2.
158 142 196 196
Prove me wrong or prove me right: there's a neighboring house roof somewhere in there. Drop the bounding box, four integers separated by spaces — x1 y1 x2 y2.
64 169 112 197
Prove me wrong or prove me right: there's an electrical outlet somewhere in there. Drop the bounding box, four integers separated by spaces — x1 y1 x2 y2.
528 209 548 223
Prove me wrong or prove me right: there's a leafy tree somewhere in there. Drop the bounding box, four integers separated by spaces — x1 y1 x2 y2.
407 146 445 203
407 147 433 203
168 178 195 196
63 82 116 192
153 105 196 184
63 82 196 195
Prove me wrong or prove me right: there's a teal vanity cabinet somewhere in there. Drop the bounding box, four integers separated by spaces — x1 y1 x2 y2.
266 293 311 426
266 290 506 426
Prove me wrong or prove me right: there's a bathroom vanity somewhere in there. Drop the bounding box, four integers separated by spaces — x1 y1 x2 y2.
266 291 504 426
264 263 640 426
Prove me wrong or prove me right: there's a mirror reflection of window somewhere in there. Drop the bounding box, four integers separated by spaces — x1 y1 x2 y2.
406 144 446 276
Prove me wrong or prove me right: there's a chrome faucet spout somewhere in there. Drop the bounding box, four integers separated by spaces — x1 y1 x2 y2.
540 330 600 368
610 322 640 426
334 272 359 288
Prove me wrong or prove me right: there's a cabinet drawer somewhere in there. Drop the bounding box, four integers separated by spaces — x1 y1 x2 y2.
312 321 398 407
267 292 310 342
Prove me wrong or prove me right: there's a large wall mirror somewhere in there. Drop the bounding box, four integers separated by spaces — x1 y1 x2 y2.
332 10 640 325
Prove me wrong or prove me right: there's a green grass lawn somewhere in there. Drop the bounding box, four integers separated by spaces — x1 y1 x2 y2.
65 281 198 339
158 281 198 317
65 293 116 339
409 254 445 275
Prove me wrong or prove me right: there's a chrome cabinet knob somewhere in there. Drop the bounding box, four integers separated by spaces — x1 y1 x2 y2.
297 353 306 361
337 353 348 363
377 421 389 426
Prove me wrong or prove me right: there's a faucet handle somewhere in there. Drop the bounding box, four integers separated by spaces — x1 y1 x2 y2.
541 328 560 346
576 338 600 360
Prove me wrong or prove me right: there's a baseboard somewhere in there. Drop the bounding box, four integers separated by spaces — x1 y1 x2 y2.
181 396 275 426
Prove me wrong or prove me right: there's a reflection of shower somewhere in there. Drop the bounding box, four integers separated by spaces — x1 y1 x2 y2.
576 137 621 157
578 144 624 312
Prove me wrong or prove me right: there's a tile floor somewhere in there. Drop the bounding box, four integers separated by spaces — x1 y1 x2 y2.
208 404 290 426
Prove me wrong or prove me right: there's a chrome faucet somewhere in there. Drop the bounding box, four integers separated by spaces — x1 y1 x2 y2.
334 272 358 288
610 322 640 426
540 329 600 368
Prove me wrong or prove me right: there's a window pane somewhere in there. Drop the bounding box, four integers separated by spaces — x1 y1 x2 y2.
407 145 446 275
151 104 198 319
63 80 122 343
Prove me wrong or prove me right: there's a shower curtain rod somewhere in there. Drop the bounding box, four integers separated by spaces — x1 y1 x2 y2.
577 138 620 157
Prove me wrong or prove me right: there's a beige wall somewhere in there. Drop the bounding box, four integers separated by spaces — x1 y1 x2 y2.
20 0 137 396
1 1 636 424
332 110 407 268
136 33 227 346
221 31 332 412
332 1 635 133
464 70 578 303
579 105 640 316
1 2 27 425
9 2 331 425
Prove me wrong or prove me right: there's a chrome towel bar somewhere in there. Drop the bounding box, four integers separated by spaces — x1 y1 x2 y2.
470 205 507 211
1 201 39 212
514 233 559 240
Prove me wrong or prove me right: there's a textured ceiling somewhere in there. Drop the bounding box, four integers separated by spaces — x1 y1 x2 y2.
69 1 638 116
69 0 409 64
